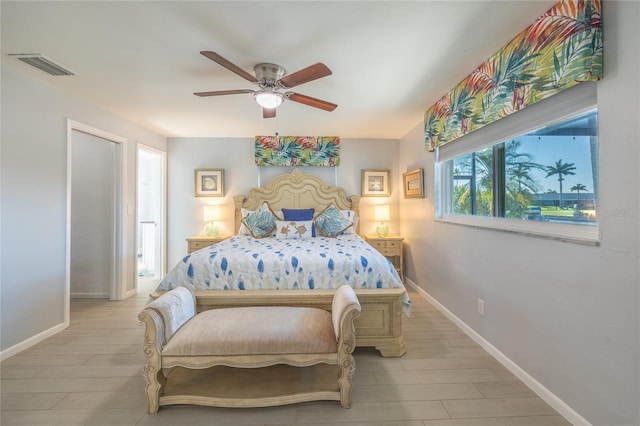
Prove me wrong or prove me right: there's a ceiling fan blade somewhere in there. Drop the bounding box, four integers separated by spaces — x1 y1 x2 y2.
263 108 277 119
200 51 259 83
194 89 255 97
278 63 332 88
286 92 337 112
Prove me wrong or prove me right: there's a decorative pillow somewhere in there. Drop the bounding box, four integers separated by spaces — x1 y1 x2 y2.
241 202 277 238
340 210 359 234
239 208 282 235
282 208 315 221
282 208 316 236
275 220 314 239
313 204 353 237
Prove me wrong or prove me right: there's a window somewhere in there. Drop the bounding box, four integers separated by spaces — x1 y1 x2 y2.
435 85 599 243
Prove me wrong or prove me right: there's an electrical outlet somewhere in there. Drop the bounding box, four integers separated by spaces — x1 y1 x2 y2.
477 298 485 316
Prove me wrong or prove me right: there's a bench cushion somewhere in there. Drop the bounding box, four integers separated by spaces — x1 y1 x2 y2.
162 306 338 356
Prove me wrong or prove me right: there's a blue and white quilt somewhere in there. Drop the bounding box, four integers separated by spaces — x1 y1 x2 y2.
155 234 411 314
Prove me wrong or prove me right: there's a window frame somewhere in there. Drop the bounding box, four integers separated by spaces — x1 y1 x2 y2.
434 84 599 245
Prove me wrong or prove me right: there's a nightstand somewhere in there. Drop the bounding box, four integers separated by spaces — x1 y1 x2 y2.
186 236 229 254
365 234 404 282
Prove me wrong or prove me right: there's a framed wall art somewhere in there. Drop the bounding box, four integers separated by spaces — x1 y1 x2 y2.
361 169 390 197
194 169 224 197
403 168 424 198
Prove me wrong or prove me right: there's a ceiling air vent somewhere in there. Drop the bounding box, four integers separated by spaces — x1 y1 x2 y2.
9 54 75 76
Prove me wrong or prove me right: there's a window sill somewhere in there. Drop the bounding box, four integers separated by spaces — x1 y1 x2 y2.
436 214 600 246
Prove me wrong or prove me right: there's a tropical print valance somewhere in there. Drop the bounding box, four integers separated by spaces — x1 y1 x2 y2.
255 136 340 166
425 0 602 151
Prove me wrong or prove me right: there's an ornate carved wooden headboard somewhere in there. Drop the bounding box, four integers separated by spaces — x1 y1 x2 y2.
233 169 361 235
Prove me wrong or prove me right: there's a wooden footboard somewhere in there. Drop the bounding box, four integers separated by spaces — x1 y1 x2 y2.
191 288 407 357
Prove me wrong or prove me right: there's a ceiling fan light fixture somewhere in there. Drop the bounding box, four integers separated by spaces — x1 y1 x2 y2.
255 91 284 109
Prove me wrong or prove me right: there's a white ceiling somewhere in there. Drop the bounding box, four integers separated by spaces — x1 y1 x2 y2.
2 1 556 139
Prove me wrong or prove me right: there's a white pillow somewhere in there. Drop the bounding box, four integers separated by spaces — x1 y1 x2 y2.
275 220 314 239
340 210 359 234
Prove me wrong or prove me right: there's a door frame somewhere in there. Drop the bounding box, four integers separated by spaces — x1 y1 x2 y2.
135 143 167 287
65 120 128 325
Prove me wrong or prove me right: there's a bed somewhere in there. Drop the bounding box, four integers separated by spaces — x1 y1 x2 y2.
153 169 410 357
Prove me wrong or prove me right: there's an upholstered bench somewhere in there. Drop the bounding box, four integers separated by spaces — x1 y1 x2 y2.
138 285 361 413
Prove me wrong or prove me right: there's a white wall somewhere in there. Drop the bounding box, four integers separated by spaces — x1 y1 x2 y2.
166 137 399 267
0 63 167 355
398 2 639 425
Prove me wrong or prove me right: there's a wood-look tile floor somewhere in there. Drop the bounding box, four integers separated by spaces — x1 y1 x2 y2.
1 284 570 426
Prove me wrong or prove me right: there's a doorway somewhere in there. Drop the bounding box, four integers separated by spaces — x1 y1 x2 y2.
136 144 166 294
65 120 127 324
70 131 115 298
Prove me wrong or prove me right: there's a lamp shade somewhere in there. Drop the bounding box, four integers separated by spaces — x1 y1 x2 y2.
374 205 390 222
203 205 219 222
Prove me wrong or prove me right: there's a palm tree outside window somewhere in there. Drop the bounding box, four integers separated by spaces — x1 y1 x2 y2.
448 109 597 225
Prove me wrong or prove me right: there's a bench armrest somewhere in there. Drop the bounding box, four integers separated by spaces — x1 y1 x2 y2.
140 287 196 344
331 285 361 347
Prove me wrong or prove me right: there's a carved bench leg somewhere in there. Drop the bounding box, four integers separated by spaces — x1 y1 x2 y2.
338 354 356 408
139 311 168 414
142 363 166 414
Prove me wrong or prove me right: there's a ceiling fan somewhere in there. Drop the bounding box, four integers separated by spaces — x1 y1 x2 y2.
194 51 337 119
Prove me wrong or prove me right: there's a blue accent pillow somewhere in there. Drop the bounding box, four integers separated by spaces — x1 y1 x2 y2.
282 208 314 221
313 204 353 237
241 202 277 238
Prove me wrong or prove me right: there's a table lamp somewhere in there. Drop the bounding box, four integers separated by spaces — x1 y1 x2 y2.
374 204 390 237
203 205 220 237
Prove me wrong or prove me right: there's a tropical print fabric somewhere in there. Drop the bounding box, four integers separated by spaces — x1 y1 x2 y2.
241 202 277 238
155 234 411 315
313 205 353 237
255 136 340 166
424 0 602 151
238 208 283 236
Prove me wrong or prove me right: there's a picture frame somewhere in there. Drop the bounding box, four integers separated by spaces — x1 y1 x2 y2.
361 169 390 197
194 169 224 197
403 168 424 198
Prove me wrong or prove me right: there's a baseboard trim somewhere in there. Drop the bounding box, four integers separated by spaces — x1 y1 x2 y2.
0 322 68 361
70 289 136 300
404 278 591 426
71 292 110 299
123 288 137 299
